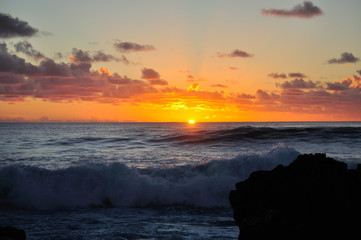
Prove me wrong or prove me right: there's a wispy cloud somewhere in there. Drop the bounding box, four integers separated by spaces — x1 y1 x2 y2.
262 1 322 19
276 79 318 89
268 72 307 79
328 52 360 64
268 73 287 79
288 72 307 78
211 84 228 88
114 41 155 53
218 49 253 58
0 13 39 38
14 41 46 61
70 48 119 64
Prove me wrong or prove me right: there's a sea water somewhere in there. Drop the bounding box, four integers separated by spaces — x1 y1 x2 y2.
1 122 361 239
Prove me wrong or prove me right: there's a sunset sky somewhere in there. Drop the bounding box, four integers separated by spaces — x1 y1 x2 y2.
1 0 361 122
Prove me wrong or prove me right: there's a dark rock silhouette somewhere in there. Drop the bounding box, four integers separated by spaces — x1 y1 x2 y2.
0 226 26 240
229 153 361 238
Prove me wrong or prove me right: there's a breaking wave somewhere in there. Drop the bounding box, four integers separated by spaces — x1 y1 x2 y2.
0 145 299 210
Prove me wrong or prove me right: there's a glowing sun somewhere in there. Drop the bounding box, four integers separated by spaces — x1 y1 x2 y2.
188 120 195 124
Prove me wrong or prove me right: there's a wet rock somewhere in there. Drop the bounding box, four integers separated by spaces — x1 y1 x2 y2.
0 226 26 240
229 153 361 238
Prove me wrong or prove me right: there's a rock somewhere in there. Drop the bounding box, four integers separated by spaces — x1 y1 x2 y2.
0 226 26 240
229 153 361 238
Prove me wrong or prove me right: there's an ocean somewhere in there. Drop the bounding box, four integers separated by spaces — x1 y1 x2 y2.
1 122 361 239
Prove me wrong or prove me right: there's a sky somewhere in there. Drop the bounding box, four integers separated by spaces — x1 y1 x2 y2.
0 0 361 122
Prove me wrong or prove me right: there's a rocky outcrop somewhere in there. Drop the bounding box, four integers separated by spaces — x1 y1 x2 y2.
0 226 26 240
229 153 361 238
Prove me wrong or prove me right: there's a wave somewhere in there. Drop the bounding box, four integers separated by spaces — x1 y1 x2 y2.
0 145 299 210
152 126 361 144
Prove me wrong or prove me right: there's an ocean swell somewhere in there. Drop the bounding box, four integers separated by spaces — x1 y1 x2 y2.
152 126 361 144
0 145 299 210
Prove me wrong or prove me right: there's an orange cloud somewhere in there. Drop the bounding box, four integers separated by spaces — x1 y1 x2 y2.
98 67 112 76
187 83 199 91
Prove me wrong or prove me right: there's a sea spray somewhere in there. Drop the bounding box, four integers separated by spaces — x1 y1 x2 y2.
0 145 299 210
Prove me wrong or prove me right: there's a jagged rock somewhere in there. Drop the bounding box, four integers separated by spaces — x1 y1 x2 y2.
229 153 361 238
0 226 26 240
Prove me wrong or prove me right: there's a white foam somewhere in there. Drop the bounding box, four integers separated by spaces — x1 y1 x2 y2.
0 145 299 210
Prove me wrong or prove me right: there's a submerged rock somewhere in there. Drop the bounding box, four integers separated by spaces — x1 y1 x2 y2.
229 153 361 238
0 226 26 240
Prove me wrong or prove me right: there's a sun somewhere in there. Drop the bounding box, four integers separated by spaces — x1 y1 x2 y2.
188 120 195 124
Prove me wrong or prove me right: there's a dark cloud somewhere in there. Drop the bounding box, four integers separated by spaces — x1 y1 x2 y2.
147 79 168 86
211 84 228 88
328 52 360 64
0 13 39 38
39 59 72 76
218 49 253 58
0 43 91 77
262 1 323 19
268 73 287 79
14 41 46 61
114 41 155 53
71 48 92 63
141 68 168 85
141 68 160 79
237 93 255 99
0 43 165 102
288 72 307 78
0 68 159 102
327 76 361 91
357 70 361 76
326 82 350 91
71 48 119 64
92 51 119 62
256 89 280 101
276 79 318 89
0 42 40 74
70 63 91 74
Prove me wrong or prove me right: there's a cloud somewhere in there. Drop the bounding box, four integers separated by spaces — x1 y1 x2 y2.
218 49 253 58
328 52 360 64
141 68 160 79
276 79 318 89
237 93 255 99
92 51 119 62
0 42 40 74
141 68 168 86
327 76 361 91
0 13 39 38
288 72 307 78
268 73 287 79
229 67 239 71
262 1 323 19
0 64 160 102
357 70 361 76
114 41 155 53
70 48 119 64
326 79 352 91
187 83 199 91
256 89 280 101
14 41 46 61
211 84 228 88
